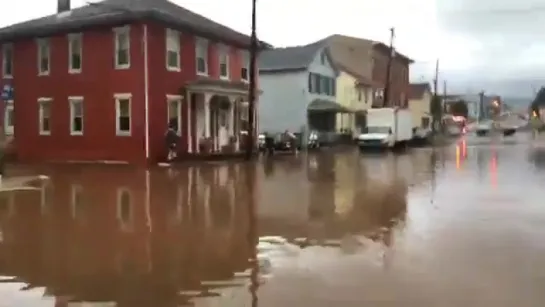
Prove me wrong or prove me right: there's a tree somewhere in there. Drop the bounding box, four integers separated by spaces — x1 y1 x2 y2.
430 95 443 133
449 100 468 117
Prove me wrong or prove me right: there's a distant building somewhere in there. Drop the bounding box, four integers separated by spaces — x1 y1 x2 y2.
408 83 432 129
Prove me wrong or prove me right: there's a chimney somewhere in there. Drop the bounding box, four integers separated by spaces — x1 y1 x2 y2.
57 0 70 13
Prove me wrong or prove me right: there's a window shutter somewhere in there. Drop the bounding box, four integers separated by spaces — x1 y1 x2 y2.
308 73 313 93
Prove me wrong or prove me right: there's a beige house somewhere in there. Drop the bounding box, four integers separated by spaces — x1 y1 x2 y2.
408 83 432 129
335 70 374 136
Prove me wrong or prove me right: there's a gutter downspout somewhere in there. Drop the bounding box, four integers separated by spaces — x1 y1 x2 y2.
143 23 150 161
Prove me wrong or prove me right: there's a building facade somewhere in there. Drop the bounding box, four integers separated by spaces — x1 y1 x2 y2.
371 43 413 107
408 83 432 129
0 0 257 164
258 40 344 141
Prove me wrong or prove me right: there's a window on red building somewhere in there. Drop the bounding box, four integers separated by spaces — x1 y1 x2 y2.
68 33 82 73
38 97 52 135
165 28 180 71
37 39 50 75
114 26 130 69
2 43 13 77
69 96 84 135
219 45 229 79
196 38 208 75
115 94 131 136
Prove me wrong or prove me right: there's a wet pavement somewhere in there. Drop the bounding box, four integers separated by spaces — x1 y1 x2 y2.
1 132 545 306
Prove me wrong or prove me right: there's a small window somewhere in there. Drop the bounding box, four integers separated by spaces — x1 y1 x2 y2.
240 50 249 81
357 89 362 101
114 26 130 69
167 95 182 134
115 94 131 136
219 45 229 79
69 96 84 135
37 39 50 75
165 28 180 71
308 73 313 93
68 33 82 73
4 102 14 135
195 38 208 75
2 43 13 78
38 98 52 135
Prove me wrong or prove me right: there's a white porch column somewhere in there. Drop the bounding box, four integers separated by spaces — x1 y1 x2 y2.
186 90 193 153
204 93 211 138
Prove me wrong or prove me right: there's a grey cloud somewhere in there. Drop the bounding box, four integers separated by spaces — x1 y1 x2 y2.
433 0 545 94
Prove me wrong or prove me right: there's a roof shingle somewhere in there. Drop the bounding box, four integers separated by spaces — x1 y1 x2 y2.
408 83 431 100
0 0 262 48
258 39 327 72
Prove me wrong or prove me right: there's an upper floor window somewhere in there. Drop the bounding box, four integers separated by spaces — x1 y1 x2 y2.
2 43 13 78
37 39 50 75
68 33 82 73
240 50 249 82
165 28 180 71
195 38 208 75
219 45 229 79
308 73 335 96
320 52 326 65
114 26 130 69
357 88 362 101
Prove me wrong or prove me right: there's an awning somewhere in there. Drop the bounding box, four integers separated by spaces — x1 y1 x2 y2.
307 99 352 113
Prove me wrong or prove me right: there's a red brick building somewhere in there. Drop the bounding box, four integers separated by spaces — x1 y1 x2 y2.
0 0 258 164
371 43 413 107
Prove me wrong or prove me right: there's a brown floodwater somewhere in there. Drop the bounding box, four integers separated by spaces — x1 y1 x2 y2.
1 134 545 306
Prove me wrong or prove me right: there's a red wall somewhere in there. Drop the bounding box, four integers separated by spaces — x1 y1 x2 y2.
372 48 410 107
0 21 250 164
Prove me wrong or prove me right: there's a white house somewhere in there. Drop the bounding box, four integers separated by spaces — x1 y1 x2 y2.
257 40 347 143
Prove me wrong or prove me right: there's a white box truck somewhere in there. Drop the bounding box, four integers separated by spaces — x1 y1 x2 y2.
357 108 413 150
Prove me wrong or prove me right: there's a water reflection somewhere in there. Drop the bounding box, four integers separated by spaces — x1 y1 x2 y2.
0 151 422 306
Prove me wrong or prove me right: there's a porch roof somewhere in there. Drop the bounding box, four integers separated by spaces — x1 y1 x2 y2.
183 79 254 96
307 99 352 113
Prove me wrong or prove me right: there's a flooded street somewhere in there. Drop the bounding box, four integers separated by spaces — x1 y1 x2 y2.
1 133 545 306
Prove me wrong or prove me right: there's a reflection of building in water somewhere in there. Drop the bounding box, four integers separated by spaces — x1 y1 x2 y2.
0 165 252 306
307 153 336 222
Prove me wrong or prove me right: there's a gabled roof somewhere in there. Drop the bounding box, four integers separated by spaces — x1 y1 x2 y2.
0 0 266 48
408 83 431 100
258 39 324 72
258 39 335 73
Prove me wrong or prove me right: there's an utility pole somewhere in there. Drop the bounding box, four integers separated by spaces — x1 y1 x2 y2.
382 27 395 107
246 0 258 160
478 91 485 122
433 59 439 96
443 79 447 113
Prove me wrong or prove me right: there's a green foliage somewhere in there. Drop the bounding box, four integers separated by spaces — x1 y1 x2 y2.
430 95 442 119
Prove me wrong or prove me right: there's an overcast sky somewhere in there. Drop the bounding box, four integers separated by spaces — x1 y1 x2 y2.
0 0 543 96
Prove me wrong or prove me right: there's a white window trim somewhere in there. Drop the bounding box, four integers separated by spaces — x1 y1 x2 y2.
166 94 182 135
195 38 208 76
38 97 52 135
37 38 50 76
4 101 14 135
114 93 132 136
68 33 82 74
219 45 230 80
69 96 84 136
116 187 133 232
113 26 130 70
165 28 181 72
2 43 13 78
